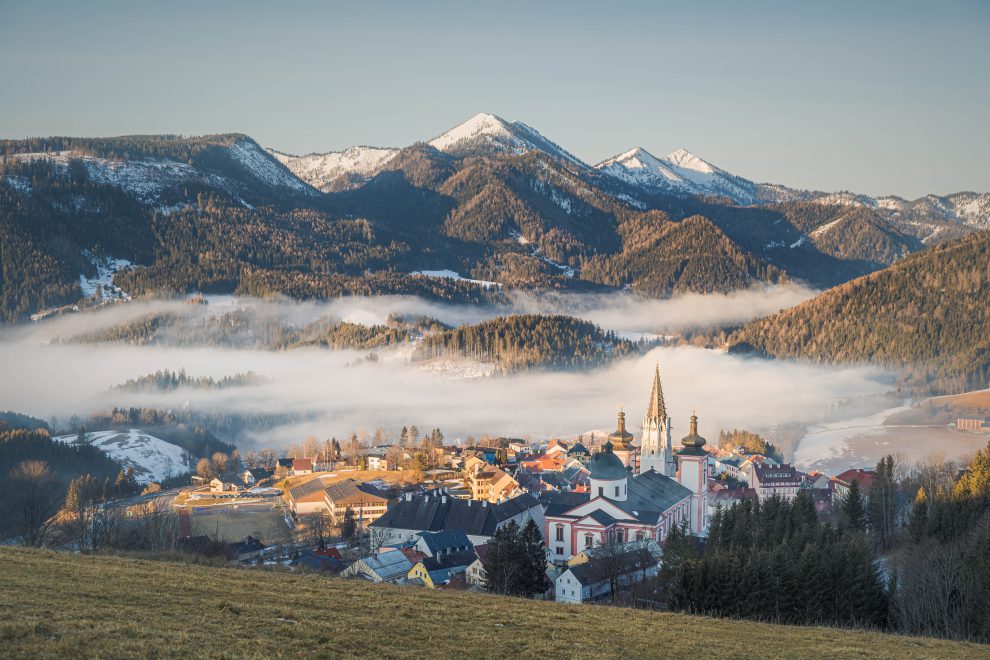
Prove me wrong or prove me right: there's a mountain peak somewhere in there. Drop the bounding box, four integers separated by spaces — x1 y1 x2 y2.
666 148 716 174
428 113 515 152
427 112 586 168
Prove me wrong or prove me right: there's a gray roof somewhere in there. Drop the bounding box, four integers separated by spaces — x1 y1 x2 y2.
371 493 540 537
547 470 691 525
288 477 328 501
416 529 472 556
358 550 412 580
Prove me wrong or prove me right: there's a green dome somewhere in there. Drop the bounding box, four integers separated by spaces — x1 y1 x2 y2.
590 441 628 480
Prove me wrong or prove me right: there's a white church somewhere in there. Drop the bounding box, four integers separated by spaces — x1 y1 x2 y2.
543 365 712 563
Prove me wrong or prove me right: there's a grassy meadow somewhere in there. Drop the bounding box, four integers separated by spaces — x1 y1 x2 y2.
1 547 987 658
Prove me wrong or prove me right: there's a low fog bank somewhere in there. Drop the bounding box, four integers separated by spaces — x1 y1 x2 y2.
0 284 884 454
10 283 818 348
0 333 888 450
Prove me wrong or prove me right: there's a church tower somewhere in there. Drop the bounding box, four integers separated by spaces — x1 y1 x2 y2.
638 364 674 477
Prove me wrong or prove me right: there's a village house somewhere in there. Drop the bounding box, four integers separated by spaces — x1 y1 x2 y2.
708 486 758 518
242 467 271 486
464 456 521 503
341 549 413 583
464 544 489 589
286 477 333 516
209 477 237 493
832 468 876 503
324 479 390 524
554 540 661 604
714 454 748 483
407 548 477 588
567 442 592 466
752 464 801 501
370 490 544 547
291 458 314 476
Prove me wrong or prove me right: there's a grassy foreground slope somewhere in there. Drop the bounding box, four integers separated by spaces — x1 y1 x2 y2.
0 549 986 659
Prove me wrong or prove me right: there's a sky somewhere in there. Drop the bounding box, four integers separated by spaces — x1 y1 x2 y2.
1 0 987 198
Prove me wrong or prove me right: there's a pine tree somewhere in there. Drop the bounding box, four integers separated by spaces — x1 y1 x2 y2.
340 507 357 540
841 480 867 532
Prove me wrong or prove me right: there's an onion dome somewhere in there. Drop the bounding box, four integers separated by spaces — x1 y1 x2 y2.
608 411 634 450
679 412 708 454
589 441 628 480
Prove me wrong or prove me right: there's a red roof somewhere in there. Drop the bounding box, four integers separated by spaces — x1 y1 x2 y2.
292 458 313 471
314 547 342 560
834 468 875 490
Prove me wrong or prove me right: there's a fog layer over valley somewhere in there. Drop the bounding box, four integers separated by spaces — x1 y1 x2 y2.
0 285 889 456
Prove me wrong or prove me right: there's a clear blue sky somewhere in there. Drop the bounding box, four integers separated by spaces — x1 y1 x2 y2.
1 0 987 198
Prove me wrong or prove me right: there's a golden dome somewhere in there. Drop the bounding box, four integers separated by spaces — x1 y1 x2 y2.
608 410 634 450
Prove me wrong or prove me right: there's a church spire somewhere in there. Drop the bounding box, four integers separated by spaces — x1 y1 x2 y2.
646 363 667 421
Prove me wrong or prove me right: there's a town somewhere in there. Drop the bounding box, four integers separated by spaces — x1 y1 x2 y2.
45 363 966 615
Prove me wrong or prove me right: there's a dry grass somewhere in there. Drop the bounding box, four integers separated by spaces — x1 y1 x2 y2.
0 548 986 659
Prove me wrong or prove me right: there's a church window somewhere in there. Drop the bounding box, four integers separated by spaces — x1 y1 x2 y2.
614 485 620 497
615 529 624 543
555 525 564 542
585 533 593 548
636 531 645 541
598 487 604 497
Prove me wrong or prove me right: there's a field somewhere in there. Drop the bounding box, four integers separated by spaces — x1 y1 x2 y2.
188 502 287 542
886 389 990 426
1 548 986 659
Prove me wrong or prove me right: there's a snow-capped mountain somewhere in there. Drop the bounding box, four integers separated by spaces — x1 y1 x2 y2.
8 138 314 206
53 429 195 484
596 146 763 205
428 112 587 168
270 146 399 192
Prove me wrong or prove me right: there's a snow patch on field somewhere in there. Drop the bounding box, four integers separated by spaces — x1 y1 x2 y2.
53 429 194 483
411 269 501 289
792 401 912 471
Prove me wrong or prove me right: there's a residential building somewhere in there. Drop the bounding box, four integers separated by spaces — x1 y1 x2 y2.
465 544 489 589
464 457 521 503
567 442 591 466
370 490 544 546
832 468 876 503
242 468 271 486
286 477 332 516
324 479 389 524
209 477 237 493
291 458 314 476
407 550 477 588
752 464 801 501
554 540 661 604
414 529 473 557
341 550 413 583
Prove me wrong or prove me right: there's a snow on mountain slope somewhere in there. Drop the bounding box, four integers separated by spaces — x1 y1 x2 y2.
271 146 399 192
227 140 314 193
9 140 313 204
79 251 133 300
53 429 194 483
596 146 759 204
428 113 587 168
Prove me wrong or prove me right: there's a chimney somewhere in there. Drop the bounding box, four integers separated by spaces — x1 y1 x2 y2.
405 492 412 502
467 499 472 506
441 495 447 504
482 500 488 507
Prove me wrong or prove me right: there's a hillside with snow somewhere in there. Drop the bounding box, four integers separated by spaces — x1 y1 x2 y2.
270 146 399 192
52 429 194 484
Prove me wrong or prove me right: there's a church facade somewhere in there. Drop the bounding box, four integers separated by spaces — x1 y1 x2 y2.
543 364 713 562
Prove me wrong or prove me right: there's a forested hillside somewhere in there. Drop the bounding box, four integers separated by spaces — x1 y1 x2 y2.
729 230 990 393
0 129 926 323
413 314 644 372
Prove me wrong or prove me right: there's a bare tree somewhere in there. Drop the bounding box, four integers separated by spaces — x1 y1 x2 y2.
302 513 330 550
258 448 277 470
1 461 62 547
244 450 260 469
